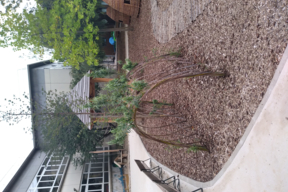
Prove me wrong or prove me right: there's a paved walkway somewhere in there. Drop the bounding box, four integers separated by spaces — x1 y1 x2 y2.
128 44 288 192
150 0 211 43
128 130 163 192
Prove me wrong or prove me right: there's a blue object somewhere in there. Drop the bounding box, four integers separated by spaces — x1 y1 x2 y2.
109 37 115 45
119 167 125 192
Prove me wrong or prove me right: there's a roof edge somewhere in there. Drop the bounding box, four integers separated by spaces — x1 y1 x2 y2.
3 148 39 192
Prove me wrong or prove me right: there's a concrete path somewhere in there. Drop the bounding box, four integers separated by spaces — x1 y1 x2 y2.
128 44 288 192
128 130 164 192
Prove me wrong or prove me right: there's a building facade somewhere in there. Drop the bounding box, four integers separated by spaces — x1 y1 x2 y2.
4 61 121 192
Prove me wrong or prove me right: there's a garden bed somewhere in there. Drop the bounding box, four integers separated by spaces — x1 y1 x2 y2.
128 0 288 182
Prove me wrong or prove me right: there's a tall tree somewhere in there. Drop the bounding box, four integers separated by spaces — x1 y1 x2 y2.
0 90 113 166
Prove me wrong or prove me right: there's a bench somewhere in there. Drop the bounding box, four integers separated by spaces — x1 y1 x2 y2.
135 159 180 192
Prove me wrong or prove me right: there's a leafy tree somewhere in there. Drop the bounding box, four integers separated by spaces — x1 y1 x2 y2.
69 60 105 89
0 90 113 166
0 0 103 69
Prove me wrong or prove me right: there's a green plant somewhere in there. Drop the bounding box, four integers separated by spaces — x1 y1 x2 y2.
148 99 173 114
88 57 225 151
122 59 138 71
131 80 148 92
152 48 157 56
169 48 182 57
89 68 116 78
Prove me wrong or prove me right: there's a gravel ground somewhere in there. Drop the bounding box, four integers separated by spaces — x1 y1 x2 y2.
156 0 174 11
128 0 288 182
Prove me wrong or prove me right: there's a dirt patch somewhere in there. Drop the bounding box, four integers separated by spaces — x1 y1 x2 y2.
128 0 288 182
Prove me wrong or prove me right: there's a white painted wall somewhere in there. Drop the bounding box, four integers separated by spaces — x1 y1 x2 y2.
61 154 83 192
44 68 72 93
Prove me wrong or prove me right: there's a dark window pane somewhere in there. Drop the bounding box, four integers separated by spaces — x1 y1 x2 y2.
104 184 109 192
104 155 108 162
90 168 102 172
63 157 69 164
91 163 102 168
51 156 62 161
89 173 102 178
82 174 88 184
36 176 41 182
52 188 58 192
84 164 89 172
81 186 85 192
49 160 61 165
89 178 102 184
38 167 44 176
104 147 108 150
96 158 103 162
88 185 102 190
42 158 49 165
41 176 56 181
54 175 62 186
44 170 58 175
38 181 53 187
46 166 59 170
37 189 51 192
59 165 65 174
104 172 108 182
104 163 108 171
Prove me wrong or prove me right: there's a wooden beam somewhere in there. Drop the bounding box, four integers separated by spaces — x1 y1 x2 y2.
91 77 114 83
98 27 134 32
89 149 123 154
91 117 118 123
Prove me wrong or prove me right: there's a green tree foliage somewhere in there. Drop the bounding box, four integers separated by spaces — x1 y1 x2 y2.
0 90 112 166
69 60 105 89
0 0 105 69
0 0 23 12
39 101 110 167
87 75 146 145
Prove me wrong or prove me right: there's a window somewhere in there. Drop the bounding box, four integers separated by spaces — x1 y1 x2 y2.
80 147 110 192
27 154 69 192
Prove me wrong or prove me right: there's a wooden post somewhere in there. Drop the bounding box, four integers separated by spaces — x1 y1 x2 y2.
98 27 134 32
89 149 123 153
91 115 121 123
91 77 114 83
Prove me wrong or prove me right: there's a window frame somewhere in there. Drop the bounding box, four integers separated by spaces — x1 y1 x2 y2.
27 154 70 192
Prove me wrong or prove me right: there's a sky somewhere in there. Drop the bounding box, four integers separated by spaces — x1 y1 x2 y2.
0 1 49 190
0 47 52 191
0 48 34 191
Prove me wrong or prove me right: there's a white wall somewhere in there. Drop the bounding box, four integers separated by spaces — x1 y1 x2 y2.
44 68 72 93
61 154 83 192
